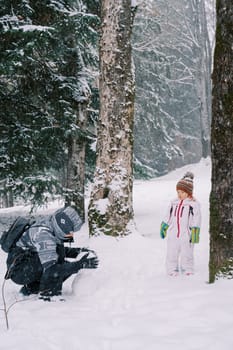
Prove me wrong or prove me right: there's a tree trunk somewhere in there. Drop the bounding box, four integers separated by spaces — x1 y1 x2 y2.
7 188 14 208
201 0 212 158
209 0 233 282
88 0 136 236
193 0 212 158
65 103 87 221
1 182 14 208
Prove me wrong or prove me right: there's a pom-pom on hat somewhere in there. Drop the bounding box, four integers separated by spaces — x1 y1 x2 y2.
176 172 194 196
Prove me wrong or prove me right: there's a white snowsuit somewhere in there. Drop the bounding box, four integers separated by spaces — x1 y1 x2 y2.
162 197 201 274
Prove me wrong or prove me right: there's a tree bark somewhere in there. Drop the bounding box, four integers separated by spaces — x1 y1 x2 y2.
88 0 136 236
65 103 87 221
209 0 233 282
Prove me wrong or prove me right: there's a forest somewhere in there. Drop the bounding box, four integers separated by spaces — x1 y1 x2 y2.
1 0 233 283
0 0 214 208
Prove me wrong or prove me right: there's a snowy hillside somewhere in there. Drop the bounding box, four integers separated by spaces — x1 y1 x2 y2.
1 157 233 350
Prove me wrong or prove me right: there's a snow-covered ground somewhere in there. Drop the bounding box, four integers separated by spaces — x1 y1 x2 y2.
1 157 233 350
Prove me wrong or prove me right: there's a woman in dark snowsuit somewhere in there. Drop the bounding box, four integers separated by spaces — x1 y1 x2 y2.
6 206 98 300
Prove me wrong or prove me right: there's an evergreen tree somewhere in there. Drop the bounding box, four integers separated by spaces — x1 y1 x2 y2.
0 0 99 209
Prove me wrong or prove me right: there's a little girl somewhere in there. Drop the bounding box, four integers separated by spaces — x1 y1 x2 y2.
160 172 201 276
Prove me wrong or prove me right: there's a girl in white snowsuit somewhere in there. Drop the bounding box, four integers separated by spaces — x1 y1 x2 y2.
160 172 201 276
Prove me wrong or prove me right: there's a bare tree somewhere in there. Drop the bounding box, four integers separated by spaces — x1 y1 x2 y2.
193 0 212 157
209 0 233 282
132 0 213 177
88 0 136 236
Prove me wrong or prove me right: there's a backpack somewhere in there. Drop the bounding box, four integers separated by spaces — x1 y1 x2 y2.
0 216 34 253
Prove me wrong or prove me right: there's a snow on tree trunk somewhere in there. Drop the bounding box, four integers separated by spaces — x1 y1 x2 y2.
197 0 212 158
209 0 233 282
88 0 136 236
65 103 87 221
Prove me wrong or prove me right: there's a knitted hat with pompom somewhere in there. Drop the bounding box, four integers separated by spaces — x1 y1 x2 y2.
176 172 194 196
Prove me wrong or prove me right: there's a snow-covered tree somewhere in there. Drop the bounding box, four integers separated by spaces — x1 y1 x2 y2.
209 0 233 282
0 0 99 211
132 0 213 177
88 0 136 236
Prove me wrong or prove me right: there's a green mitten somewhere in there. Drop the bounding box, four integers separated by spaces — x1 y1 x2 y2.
160 221 169 239
190 227 200 243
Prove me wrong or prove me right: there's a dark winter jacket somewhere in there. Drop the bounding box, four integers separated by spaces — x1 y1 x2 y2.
6 207 85 296
16 206 83 268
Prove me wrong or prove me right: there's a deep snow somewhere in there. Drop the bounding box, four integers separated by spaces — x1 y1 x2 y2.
1 157 233 350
